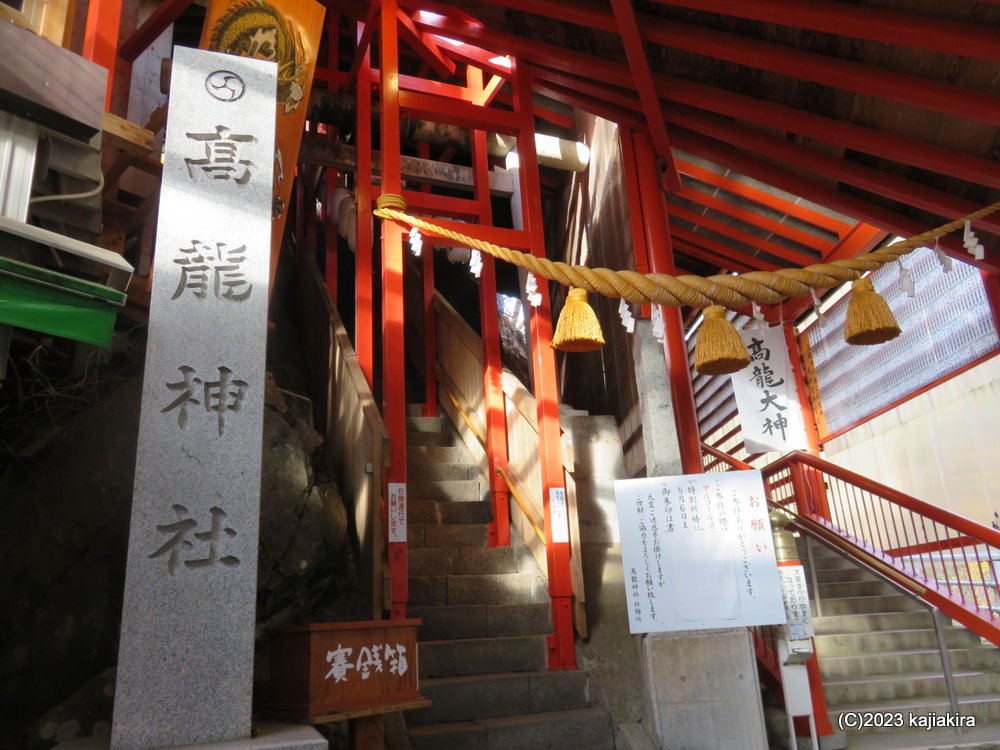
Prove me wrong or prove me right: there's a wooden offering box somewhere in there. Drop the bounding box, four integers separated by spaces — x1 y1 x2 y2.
267 619 423 719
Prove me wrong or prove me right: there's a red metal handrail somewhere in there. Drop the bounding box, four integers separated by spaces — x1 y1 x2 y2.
704 443 1000 647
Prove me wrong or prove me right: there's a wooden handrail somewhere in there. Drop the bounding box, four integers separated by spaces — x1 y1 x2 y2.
496 466 547 545
436 365 488 449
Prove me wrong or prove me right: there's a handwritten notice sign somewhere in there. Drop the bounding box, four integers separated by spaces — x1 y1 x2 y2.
550 487 570 543
730 325 809 455
778 562 814 641
614 470 785 633
112 48 276 750
388 482 407 543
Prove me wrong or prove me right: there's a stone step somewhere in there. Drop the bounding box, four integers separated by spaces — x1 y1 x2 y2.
815 627 984 657
813 566 880 584
407 446 469 465
419 635 548 678
812 594 925 616
831 723 1000 750
409 603 552 640
820 647 1000 681
409 523 489 550
408 431 454 447
406 403 425 417
827 693 1000 733
407 415 445 433
813 610 935 635
409 546 518 577
823 669 1000 705
408 707 614 750
818 579 897 598
406 670 590 726
407 462 479 481
410 573 548 607
409 478 484 503
409 499 492 526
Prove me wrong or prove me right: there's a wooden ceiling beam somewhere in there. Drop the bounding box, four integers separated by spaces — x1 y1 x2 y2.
647 0 1000 64
642 19 1000 128
670 127 1000 274
670 231 777 273
610 0 681 190
675 187 831 254
466 0 1000 126
666 104 1000 237
667 203 818 267
396 7 457 79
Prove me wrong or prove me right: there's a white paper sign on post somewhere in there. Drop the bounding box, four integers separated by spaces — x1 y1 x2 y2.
388 482 407 543
731 325 810 455
614 470 786 634
549 487 570 543
778 562 814 641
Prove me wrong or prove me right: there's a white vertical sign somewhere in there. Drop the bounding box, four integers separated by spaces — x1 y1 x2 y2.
778 562 814 640
549 487 570 543
731 325 809 454
614 470 785 634
388 482 407 542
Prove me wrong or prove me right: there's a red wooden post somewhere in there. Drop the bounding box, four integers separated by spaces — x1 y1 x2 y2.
82 0 124 110
631 132 703 474
511 61 575 669
380 0 408 620
468 67 511 548
981 271 1000 338
416 142 438 418
356 21 375 389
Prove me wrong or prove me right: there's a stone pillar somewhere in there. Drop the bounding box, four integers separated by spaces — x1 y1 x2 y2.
632 319 769 750
105 48 320 750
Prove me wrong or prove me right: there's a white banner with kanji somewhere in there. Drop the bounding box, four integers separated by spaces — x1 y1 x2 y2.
730 325 810 455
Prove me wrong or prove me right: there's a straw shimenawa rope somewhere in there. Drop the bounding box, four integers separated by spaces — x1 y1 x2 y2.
374 193 1000 310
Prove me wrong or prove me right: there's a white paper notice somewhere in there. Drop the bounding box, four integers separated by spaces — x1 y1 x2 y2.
388 482 407 543
614 470 786 633
549 487 570 543
778 562 814 640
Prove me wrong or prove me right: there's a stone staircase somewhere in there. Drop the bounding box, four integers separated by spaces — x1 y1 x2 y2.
402 410 615 749
803 539 1000 749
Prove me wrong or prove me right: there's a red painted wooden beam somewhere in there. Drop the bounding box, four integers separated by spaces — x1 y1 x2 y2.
610 0 681 191
675 160 852 238
396 7 457 79
672 237 762 274
399 90 521 134
664 105 1000 237
424 35 513 79
671 128 1000 274
477 0 1000 124
119 0 193 62
83 0 124 109
648 0 1000 64
530 79 646 133
657 76 1000 191
667 203 819 267
676 187 831 254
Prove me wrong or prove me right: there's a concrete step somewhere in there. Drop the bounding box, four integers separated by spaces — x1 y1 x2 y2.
408 707 614 750
813 566 880 584
409 546 518 577
409 499 492 526
813 610 935 635
407 431 454 447
419 635 548 678
816 627 984 657
409 573 548 607
407 446 469 465
824 669 1000 705
409 602 551 640
818 579 898 598
827 693 1000 733
407 415 445 432
406 403 425 417
407 462 479 481
409 478 484 503
831 723 1000 749
820 647 1000 681
409 523 489 549
812 594 925 616
405 670 589 725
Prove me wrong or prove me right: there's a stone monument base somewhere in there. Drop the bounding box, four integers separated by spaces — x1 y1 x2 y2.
56 723 327 750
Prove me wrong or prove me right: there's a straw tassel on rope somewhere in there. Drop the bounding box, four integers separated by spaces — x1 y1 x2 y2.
552 288 606 352
844 276 901 345
694 306 752 375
